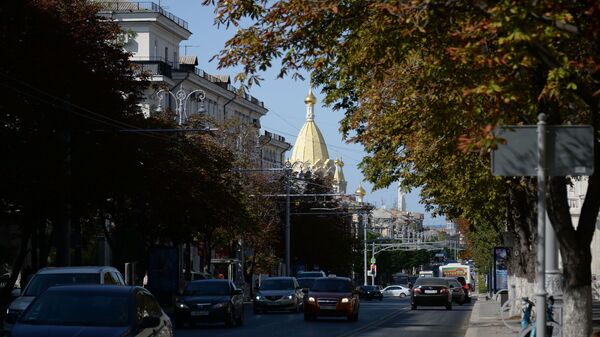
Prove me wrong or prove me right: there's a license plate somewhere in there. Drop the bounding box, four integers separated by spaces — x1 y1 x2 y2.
320 305 336 310
191 311 209 316
424 290 437 294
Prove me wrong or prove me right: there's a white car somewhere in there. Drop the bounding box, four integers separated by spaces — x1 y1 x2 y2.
382 285 410 298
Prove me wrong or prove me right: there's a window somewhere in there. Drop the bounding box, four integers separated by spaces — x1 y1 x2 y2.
165 47 169 62
136 291 161 321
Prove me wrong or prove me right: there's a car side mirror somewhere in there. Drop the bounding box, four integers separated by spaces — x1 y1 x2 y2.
233 289 243 295
10 288 21 298
139 316 160 329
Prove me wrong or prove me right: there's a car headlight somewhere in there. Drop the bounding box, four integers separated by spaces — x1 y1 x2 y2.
308 297 316 303
287 295 293 299
341 298 350 303
176 303 189 309
212 302 228 309
255 295 263 300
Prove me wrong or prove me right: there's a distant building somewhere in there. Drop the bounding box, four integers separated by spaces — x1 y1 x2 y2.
568 178 600 277
97 1 291 281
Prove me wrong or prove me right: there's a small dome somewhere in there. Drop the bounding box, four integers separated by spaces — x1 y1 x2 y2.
335 157 344 167
355 184 366 197
304 88 317 105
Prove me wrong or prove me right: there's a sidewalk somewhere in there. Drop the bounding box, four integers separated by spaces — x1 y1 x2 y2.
465 294 600 337
465 294 520 337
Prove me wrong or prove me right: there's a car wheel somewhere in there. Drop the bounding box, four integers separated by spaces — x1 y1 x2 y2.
446 303 452 310
399 293 406 298
411 303 417 310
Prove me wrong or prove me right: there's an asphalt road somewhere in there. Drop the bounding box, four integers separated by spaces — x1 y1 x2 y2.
173 296 474 337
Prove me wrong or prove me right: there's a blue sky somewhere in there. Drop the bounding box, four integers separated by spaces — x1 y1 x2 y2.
158 0 445 226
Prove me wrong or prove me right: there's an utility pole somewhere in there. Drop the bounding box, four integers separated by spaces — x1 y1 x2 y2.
285 166 291 276
535 113 547 337
58 95 72 266
363 212 367 285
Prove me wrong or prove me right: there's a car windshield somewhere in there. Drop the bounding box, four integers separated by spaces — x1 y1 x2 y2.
24 274 99 297
20 291 130 326
297 272 323 278
415 278 448 286
260 279 295 291
184 282 230 296
311 279 351 293
297 279 315 289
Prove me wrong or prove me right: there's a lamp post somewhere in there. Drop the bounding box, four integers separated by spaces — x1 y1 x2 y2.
155 86 206 125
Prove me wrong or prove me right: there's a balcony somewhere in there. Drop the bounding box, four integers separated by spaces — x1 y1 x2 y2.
97 1 189 30
132 57 172 78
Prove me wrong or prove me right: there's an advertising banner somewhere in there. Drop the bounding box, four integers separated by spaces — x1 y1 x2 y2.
493 247 509 292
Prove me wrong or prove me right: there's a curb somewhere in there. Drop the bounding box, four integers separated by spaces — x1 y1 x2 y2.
464 295 483 337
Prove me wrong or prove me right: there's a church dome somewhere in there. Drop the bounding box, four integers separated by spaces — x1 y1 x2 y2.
289 120 330 165
355 185 366 197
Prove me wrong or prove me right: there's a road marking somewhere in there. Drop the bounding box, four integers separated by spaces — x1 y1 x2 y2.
334 307 411 337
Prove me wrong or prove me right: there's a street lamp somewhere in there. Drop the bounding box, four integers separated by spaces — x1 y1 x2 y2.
355 184 367 285
155 86 206 125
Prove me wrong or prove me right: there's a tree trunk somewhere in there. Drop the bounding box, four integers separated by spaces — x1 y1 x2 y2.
562 256 593 337
547 174 600 337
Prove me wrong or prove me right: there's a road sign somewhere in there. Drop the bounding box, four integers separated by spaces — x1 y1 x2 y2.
491 125 594 176
370 257 376 264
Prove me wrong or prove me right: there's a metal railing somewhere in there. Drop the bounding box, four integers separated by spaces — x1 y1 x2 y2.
132 59 172 78
97 1 189 30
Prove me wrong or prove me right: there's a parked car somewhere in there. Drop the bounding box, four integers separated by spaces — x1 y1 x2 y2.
297 271 326 278
304 277 359 321
10 285 172 337
410 277 452 310
382 285 410 298
174 279 244 328
3 266 125 333
358 285 383 301
445 278 466 305
253 277 303 313
457 276 472 303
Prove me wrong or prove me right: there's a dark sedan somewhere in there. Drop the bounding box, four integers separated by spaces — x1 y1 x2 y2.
10 285 172 337
174 279 244 328
410 277 452 310
358 285 383 301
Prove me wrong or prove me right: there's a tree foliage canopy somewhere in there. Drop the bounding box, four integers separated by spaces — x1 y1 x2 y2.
206 1 599 335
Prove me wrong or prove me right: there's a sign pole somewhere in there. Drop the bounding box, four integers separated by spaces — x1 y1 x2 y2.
536 113 547 337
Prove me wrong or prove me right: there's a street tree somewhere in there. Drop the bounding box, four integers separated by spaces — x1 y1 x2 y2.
204 1 600 335
0 0 147 300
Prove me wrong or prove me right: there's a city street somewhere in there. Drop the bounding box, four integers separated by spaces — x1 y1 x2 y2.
174 297 474 337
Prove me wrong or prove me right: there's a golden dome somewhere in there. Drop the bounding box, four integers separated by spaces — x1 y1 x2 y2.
290 120 330 165
355 184 366 197
304 88 317 105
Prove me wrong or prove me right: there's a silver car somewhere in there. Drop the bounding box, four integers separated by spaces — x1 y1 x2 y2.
3 266 125 333
253 277 303 313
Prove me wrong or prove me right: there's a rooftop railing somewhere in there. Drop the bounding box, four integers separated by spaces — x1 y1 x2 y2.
97 1 189 30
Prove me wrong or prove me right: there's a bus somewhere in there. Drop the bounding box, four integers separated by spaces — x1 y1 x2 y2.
392 272 410 286
439 263 473 290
